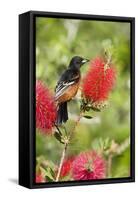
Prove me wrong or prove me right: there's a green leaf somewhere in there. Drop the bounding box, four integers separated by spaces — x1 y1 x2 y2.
54 131 65 144
48 166 56 178
45 166 55 181
91 107 101 112
83 115 93 119
45 175 54 182
104 138 112 150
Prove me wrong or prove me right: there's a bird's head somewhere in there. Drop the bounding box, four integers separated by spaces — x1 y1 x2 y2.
69 56 89 69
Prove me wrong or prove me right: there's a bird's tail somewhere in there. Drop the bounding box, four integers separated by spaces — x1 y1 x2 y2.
56 102 68 125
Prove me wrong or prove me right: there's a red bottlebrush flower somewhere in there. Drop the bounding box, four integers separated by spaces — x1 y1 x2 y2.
82 57 116 103
36 80 57 134
35 173 44 183
72 151 106 180
60 157 74 178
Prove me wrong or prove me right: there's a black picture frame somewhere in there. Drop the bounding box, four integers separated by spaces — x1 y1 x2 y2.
19 10 135 189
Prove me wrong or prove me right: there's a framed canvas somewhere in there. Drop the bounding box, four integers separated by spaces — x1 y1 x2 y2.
19 11 135 189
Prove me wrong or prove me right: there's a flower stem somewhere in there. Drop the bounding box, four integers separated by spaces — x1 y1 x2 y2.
68 111 84 140
55 111 84 182
107 154 113 177
55 142 68 182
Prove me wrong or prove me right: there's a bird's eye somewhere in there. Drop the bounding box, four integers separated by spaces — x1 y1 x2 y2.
76 60 81 64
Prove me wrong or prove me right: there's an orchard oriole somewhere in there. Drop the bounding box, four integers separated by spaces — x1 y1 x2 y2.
55 56 89 124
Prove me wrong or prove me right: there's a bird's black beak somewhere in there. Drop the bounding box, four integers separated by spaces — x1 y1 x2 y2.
81 59 90 64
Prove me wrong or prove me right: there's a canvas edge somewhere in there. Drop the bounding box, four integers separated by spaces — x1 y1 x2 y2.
19 10 135 189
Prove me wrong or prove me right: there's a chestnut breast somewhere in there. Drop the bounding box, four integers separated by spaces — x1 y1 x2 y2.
57 81 80 104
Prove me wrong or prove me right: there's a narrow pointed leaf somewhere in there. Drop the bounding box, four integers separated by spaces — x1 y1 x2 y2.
83 115 93 119
54 131 65 144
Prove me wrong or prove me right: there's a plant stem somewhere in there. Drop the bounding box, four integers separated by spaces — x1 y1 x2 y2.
107 154 113 177
106 137 130 178
68 111 84 140
55 111 84 182
55 142 68 182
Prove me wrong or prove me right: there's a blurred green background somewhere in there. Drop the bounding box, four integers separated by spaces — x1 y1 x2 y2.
36 17 130 179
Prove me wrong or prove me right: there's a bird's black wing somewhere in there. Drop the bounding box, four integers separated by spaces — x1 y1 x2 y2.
55 69 80 100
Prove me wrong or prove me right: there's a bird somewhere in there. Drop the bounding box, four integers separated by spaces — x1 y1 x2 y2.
55 56 89 125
